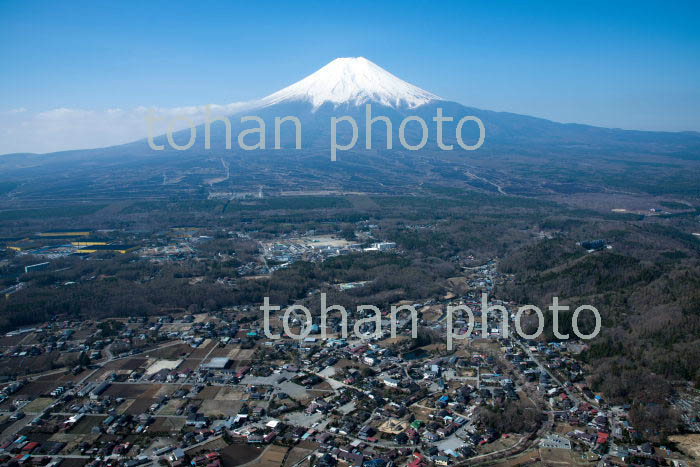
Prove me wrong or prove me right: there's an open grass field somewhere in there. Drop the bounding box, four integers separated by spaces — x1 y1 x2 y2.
158 398 187 416
70 415 107 435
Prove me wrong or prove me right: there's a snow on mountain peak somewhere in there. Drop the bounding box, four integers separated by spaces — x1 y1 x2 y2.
261 57 441 109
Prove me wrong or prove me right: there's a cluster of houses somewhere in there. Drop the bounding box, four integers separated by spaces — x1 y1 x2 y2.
0 253 696 466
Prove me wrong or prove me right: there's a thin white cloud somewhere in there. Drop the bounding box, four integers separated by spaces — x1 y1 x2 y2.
0 102 253 155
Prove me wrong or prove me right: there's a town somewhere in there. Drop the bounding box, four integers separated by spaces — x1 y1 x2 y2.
0 225 697 467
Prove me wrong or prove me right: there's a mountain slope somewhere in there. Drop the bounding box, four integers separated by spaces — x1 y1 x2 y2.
1 57 699 201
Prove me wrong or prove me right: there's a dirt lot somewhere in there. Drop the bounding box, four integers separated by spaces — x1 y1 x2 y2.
477 435 520 455
15 380 62 398
145 359 182 375
377 336 411 347
118 358 149 371
186 435 229 456
0 334 31 347
311 380 333 392
539 447 595 465
194 385 221 400
144 343 192 359
35 370 81 384
220 443 277 467
420 305 445 322
409 404 435 421
228 348 255 360
199 400 244 417
97 357 150 377
335 358 369 370
103 383 163 399
177 358 201 371
124 397 158 415
283 444 315 467
554 422 580 435
495 448 541 466
266 445 292 467
149 416 185 434
215 386 247 401
470 339 502 353
284 441 318 467
188 339 216 359
208 345 234 358
669 434 700 460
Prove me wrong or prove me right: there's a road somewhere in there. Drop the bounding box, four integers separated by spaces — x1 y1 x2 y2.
465 170 506 195
513 339 581 406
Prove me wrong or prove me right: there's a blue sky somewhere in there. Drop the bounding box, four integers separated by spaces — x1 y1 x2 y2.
1 0 699 153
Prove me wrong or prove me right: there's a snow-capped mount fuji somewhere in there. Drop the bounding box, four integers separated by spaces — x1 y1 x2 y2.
259 57 441 109
2 57 700 201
